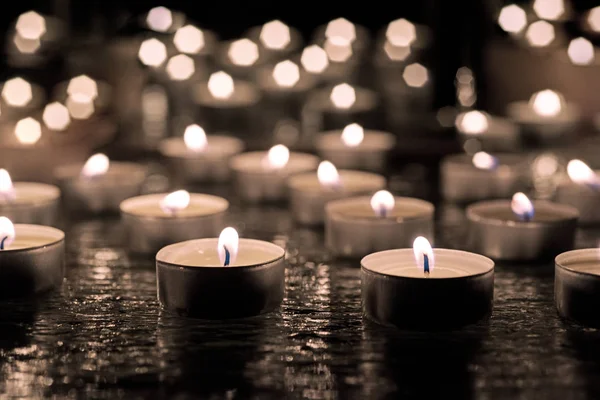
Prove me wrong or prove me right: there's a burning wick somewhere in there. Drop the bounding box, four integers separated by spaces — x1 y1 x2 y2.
223 246 231 266
0 236 7 250
423 254 430 277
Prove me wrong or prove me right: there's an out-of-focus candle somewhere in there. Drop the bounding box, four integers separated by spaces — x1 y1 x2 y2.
455 110 520 151
555 159 600 224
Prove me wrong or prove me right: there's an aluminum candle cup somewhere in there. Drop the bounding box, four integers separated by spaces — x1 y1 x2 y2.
315 128 395 172
441 154 530 203
158 135 244 184
555 249 600 327
555 176 600 225
121 193 229 255
230 151 319 203
326 196 434 258
361 248 494 330
466 200 579 261
0 183 60 226
156 238 286 319
288 170 386 225
0 223 65 299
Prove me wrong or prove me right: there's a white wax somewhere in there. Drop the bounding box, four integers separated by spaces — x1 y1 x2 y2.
120 193 229 218
193 80 261 108
230 151 319 175
1 224 64 251
0 182 60 205
288 170 386 193
159 135 244 158
316 130 395 151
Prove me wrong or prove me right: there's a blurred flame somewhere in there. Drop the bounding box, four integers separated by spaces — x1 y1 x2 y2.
174 25 205 54
533 0 565 21
386 18 416 47
16 11 46 40
218 227 239 266
588 7 600 32
511 192 534 221
457 111 489 135
146 6 173 32
43 102 71 131
166 54 195 80
14 117 41 145
330 83 356 109
498 5 527 33
260 20 291 50
317 161 341 189
341 123 364 147
0 217 16 249
567 159 600 186
567 37 594 66
403 63 429 88
2 78 33 107
526 21 555 47
413 236 434 272
81 153 109 178
160 190 190 214
531 90 562 117
272 60 300 87
472 152 498 170
301 45 329 73
67 75 98 101
228 39 259 66
0 169 15 201
184 124 207 152
138 38 167 67
370 190 395 217
208 71 234 99
263 144 290 169
325 18 356 46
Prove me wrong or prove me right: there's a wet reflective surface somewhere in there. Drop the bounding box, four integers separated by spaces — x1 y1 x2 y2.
1 183 600 399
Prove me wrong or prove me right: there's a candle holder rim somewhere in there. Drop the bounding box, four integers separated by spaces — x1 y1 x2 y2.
555 249 600 276
2 224 65 253
326 195 434 221
120 193 229 220
466 199 579 227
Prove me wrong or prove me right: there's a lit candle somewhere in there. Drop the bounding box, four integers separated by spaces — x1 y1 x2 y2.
245 20 302 62
325 190 434 258
256 59 317 95
440 152 530 203
121 190 228 254
229 145 319 202
555 159 600 225
287 161 386 225
158 123 244 184
454 110 520 151
215 38 264 80
315 122 395 172
0 77 45 120
467 192 579 260
361 236 494 329
156 227 286 319
0 168 60 225
0 216 65 298
54 153 147 214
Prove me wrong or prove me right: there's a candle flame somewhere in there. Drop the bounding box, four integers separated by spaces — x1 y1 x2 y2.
325 18 356 46
146 6 173 33
14 117 41 145
0 169 15 202
567 159 600 188
341 123 364 147
300 45 329 73
264 144 290 170
531 89 562 117
138 38 168 67
184 124 208 152
67 75 98 102
166 54 195 81
208 71 234 100
260 20 291 50
160 190 190 215
81 153 109 178
43 102 71 131
2 77 33 107
370 190 395 217
16 11 46 40
567 37 595 66
0 216 15 250
511 192 535 222
218 227 239 266
472 152 498 170
174 25 205 54
457 110 489 135
330 83 356 109
386 18 416 47
526 21 555 48
272 60 300 88
228 39 259 67
533 0 564 21
498 5 527 34
413 236 434 275
317 161 341 189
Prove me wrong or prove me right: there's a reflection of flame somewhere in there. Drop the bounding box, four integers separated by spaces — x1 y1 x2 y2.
184 124 207 152
317 161 341 189
208 71 234 100
228 39 259 66
300 45 329 73
0 217 16 250
370 190 395 217
263 145 290 170
511 192 534 221
457 111 489 135
13 33 40 54
260 20 291 50
272 60 300 87
413 236 434 274
531 89 562 117
14 117 41 145
81 153 109 178
160 190 190 215
0 169 15 202
472 152 498 170
498 5 527 34
341 123 364 147
174 25 205 54
66 94 95 120
567 159 600 187
330 83 356 109
218 227 239 266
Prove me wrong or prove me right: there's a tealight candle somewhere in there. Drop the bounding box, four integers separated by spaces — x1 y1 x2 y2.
326 191 434 258
156 227 286 319
0 169 60 225
315 123 395 172
287 161 386 225
467 192 578 261
158 124 244 184
54 153 146 214
555 249 600 327
441 152 530 203
0 217 65 298
555 159 600 225
506 89 581 145
230 145 319 203
455 110 521 152
121 190 228 254
361 236 494 330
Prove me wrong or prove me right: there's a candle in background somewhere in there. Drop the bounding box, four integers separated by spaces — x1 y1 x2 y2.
0 77 45 120
455 110 520 151
245 20 303 63
554 159 600 225
172 24 218 69
216 38 263 80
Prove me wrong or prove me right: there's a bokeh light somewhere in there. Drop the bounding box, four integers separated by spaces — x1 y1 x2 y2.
260 20 291 50
67 75 98 101
138 38 167 67
531 89 563 117
498 5 527 34
325 18 356 46
14 117 41 144
272 60 300 87
330 83 356 109
2 78 33 107
166 54 195 80
567 37 595 65
526 21 555 47
228 39 259 66
146 6 173 32
174 25 204 54
301 45 329 73
386 19 416 47
588 7 600 32
15 11 46 40
43 102 71 131
403 63 429 87
533 0 565 21
208 71 234 99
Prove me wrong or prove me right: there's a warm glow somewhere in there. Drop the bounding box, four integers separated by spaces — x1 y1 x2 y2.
588 7 600 32
386 18 416 47
526 21 555 47
567 37 595 66
324 39 353 62
166 54 195 80
383 41 411 61
174 25 205 54
146 6 173 32
533 0 565 21
511 192 534 221
260 20 291 50
66 94 95 120
264 144 290 170
13 33 40 54
272 60 300 87
370 190 395 217
2 78 33 107
325 18 356 46
0 217 16 249
457 111 489 135
330 83 356 109
218 227 239 266
533 154 559 177
567 159 599 186
138 38 167 67
341 123 364 147
160 190 191 215
403 63 429 88
67 75 98 101
184 124 207 152
81 153 109 178
43 102 71 131
14 117 41 145
16 11 46 40
472 152 498 170
317 161 341 189
0 169 15 201
301 45 329 73
228 39 259 66
207 71 234 99
498 5 527 33
531 90 563 117
413 236 434 273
